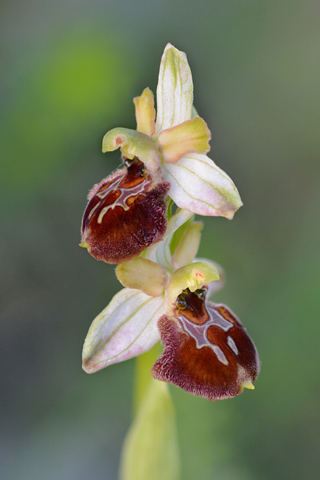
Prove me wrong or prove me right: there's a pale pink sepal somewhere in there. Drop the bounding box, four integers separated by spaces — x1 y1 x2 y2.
158 116 211 164
162 153 243 219
82 288 165 373
155 44 193 135
133 88 156 136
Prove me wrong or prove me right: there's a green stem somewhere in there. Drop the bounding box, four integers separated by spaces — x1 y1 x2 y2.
133 342 162 416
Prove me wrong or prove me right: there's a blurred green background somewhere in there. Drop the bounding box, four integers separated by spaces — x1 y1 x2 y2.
1 0 319 479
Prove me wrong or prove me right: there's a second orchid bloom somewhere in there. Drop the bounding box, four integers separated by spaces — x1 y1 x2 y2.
81 43 260 401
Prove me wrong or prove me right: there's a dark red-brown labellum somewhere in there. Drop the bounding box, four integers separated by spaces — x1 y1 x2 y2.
81 157 170 264
151 288 260 401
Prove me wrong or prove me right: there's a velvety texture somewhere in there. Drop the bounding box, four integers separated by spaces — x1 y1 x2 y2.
81 158 170 264
152 289 259 401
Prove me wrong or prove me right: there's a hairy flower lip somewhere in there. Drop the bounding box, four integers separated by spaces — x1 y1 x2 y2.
81 156 170 264
151 291 260 401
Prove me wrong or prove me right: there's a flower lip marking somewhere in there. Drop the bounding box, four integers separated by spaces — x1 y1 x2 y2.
176 288 232 365
227 335 239 355
97 169 151 224
83 157 150 227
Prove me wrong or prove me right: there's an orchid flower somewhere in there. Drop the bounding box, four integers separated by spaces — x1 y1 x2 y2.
80 43 259 402
82 215 259 401
80 43 242 265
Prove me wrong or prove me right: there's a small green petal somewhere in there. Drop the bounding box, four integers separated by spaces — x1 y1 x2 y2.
166 261 220 305
116 258 167 297
171 221 203 270
158 117 211 164
102 127 161 174
119 380 180 480
134 87 156 136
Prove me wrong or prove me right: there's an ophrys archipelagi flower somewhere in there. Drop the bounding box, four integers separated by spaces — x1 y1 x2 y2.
80 43 259 401
80 43 242 265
